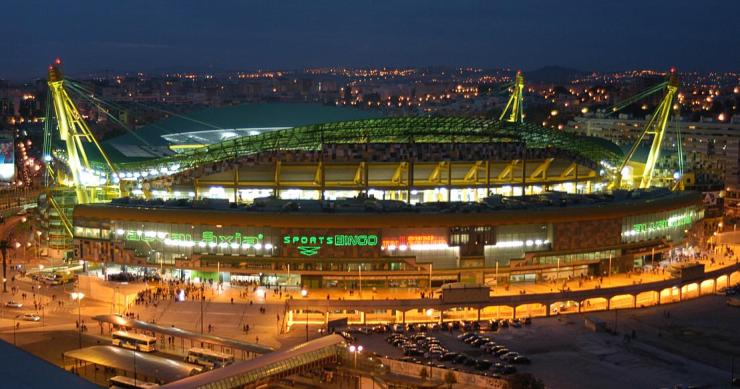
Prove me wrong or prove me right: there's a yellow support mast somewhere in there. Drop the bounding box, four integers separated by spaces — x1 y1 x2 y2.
500 70 525 123
47 59 120 204
615 68 679 189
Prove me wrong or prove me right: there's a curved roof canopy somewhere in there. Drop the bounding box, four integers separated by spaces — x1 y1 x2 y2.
117 116 623 174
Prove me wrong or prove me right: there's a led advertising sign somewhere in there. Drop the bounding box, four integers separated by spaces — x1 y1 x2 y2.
0 134 15 181
282 233 379 256
631 211 695 234
121 229 265 248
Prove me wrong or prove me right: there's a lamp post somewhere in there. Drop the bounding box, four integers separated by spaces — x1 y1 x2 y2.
13 314 20 345
349 344 363 369
200 284 205 334
428 264 433 298
301 288 308 342
35 230 41 259
71 292 84 349
358 264 362 298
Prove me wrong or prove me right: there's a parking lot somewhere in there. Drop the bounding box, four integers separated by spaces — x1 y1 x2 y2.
351 319 534 379
351 294 739 389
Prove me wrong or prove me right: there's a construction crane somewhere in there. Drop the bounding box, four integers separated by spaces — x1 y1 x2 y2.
611 68 680 189
499 70 525 123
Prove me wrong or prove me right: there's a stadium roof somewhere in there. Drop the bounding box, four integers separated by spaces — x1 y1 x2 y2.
101 103 385 162
117 116 623 173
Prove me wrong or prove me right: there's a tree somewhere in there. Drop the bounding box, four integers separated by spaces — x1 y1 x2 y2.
508 373 545 389
419 367 429 381
444 370 457 389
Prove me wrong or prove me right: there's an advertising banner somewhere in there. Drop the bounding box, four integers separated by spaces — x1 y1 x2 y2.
0 134 15 181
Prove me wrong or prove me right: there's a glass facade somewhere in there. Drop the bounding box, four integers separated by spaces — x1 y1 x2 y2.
621 205 702 244
484 224 552 266
110 221 280 265
535 249 618 266
71 199 703 278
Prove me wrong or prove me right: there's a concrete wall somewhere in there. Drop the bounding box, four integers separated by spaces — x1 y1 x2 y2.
381 357 508 389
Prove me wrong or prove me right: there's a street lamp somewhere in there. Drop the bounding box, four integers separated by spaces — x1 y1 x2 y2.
200 284 205 335
301 288 309 342
71 292 85 349
35 230 41 260
349 344 363 369
13 314 19 345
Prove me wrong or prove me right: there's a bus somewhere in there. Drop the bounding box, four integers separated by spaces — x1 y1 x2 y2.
112 331 157 352
186 347 235 369
108 376 160 389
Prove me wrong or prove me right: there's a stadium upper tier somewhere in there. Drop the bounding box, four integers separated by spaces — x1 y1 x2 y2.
114 116 622 179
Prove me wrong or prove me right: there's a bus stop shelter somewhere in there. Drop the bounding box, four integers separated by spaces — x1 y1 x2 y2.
63 346 200 386
93 314 273 360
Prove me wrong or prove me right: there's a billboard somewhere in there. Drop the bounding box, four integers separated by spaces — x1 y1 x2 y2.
0 134 14 181
280 229 382 258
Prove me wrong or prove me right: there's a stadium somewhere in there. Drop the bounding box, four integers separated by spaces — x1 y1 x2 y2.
69 116 704 288
40 63 705 288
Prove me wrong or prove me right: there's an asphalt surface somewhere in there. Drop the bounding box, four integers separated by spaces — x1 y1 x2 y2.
354 295 740 389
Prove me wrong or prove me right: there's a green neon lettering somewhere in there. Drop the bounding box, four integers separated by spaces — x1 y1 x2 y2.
202 231 215 243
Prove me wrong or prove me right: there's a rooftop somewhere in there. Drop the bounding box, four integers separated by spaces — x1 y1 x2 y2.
0 339 98 389
100 103 385 162
113 116 623 174
106 188 693 215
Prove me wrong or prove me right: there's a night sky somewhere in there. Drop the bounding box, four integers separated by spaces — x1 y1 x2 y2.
2 0 738 80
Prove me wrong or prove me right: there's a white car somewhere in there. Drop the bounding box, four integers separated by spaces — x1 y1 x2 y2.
5 301 23 308
19 314 40 322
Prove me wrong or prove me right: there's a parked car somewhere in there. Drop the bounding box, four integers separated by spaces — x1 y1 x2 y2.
475 359 493 370
458 332 476 341
489 320 499 331
428 350 444 359
464 358 478 367
494 348 510 357
453 354 468 364
512 356 531 364
501 351 519 360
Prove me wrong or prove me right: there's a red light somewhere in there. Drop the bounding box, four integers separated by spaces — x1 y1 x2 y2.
669 67 676 74
55 57 62 65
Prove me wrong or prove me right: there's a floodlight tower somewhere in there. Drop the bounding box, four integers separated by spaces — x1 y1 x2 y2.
616 68 679 189
47 59 118 203
500 70 525 123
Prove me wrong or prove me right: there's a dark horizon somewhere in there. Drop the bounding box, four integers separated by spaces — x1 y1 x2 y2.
1 0 738 81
